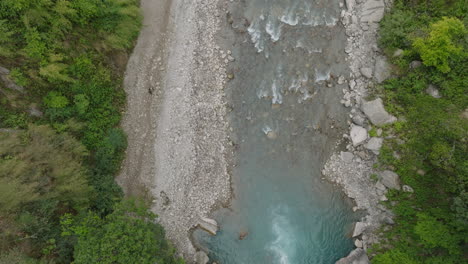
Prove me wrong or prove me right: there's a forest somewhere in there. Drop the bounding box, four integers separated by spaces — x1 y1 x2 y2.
370 0 467 263
0 0 183 263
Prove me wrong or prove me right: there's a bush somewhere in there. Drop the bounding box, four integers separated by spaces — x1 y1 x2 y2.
62 199 184 264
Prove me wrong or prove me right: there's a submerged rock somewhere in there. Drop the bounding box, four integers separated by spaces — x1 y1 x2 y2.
379 170 401 190
336 248 370 264
350 125 368 146
361 98 397 126
195 251 209 264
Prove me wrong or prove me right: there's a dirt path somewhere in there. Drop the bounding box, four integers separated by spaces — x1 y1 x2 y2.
117 0 232 261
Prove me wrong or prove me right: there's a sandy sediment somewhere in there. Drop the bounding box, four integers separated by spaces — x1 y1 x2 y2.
118 0 232 261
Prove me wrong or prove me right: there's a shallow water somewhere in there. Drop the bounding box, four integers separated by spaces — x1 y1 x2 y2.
194 0 357 263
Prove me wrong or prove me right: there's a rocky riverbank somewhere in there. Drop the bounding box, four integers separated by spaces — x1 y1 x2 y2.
117 0 232 262
322 0 410 262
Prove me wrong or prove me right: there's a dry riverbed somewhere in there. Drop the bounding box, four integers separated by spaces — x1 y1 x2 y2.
117 0 232 261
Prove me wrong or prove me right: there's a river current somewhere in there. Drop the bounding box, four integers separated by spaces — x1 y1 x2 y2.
194 0 357 263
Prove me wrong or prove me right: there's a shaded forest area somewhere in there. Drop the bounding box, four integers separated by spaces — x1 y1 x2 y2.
0 0 183 263
369 0 467 263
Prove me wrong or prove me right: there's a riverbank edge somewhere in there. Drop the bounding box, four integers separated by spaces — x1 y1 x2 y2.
323 0 398 263
117 0 233 262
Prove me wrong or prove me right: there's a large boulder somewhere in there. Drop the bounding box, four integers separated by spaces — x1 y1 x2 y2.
197 217 218 235
360 67 373 79
361 98 397 126
336 248 370 264
352 222 367 237
350 125 368 146
380 170 401 190
360 0 385 23
374 57 391 83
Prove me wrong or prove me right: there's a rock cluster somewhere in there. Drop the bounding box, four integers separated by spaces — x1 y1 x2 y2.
323 0 413 262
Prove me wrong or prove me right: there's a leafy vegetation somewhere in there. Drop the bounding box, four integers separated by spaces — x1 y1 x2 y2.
0 1 183 263
371 0 467 263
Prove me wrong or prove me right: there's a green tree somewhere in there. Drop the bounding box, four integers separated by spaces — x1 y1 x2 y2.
63 199 184 264
413 17 466 73
0 125 90 213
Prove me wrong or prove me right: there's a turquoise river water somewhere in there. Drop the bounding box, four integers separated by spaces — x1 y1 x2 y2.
194 0 358 263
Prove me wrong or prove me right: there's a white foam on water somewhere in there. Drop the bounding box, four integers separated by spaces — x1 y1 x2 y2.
257 80 269 99
248 17 266 53
266 16 282 42
271 80 283 104
280 5 299 26
268 205 296 264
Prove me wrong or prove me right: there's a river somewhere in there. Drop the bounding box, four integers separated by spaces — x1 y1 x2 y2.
193 0 358 263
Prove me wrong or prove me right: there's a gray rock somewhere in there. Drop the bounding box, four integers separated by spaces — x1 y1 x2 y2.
350 125 368 146
374 57 391 83
345 0 355 10
383 216 395 225
195 251 209 264
379 170 401 190
352 115 366 126
364 137 383 154
198 217 218 235
352 222 367 237
341 151 355 163
0 66 10 75
393 49 404 57
28 105 43 117
361 98 397 126
375 181 386 191
402 185 414 193
336 248 370 264
425 84 441 98
360 67 373 79
355 239 363 248
410 60 422 69
360 0 385 23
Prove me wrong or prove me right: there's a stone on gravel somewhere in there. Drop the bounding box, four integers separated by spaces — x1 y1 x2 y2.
352 115 366 126
360 0 385 23
360 67 373 79
198 217 218 235
379 170 400 190
195 251 209 264
345 0 355 10
353 222 367 237
341 151 355 163
361 98 397 126
375 181 386 191
336 248 370 264
374 57 390 83
364 137 383 154
350 125 368 146
425 84 441 98
402 185 414 193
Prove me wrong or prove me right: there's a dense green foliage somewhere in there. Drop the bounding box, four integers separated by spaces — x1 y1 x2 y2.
62 200 184 264
371 0 467 263
0 1 182 263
